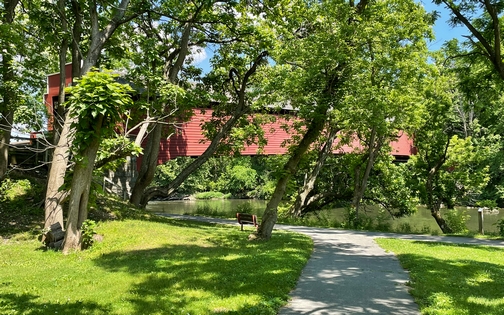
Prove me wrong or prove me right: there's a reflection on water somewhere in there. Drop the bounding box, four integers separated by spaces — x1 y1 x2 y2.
147 199 503 234
147 199 268 216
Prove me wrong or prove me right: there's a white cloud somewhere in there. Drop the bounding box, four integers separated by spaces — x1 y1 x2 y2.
190 46 207 65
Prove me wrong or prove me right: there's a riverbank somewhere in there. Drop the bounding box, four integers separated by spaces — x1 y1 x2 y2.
147 199 504 238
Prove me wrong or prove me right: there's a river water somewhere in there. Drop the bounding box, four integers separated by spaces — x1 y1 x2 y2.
146 199 504 234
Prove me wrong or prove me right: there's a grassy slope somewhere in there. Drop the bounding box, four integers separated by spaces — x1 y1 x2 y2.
377 238 504 315
0 217 312 315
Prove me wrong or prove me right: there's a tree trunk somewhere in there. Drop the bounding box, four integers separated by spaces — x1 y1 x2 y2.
129 123 162 206
289 126 338 217
129 22 193 206
43 2 69 229
351 126 381 220
71 0 82 78
44 0 133 228
62 117 103 253
255 104 330 240
52 0 69 144
0 109 13 179
0 0 20 179
0 105 13 180
430 205 453 234
138 51 269 207
139 107 249 206
425 139 453 234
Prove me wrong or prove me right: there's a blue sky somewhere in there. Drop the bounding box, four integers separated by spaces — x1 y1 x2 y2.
420 0 470 50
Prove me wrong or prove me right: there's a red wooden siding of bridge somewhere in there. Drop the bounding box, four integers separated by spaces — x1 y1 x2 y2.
45 67 416 167
157 110 295 163
156 110 415 165
44 64 73 131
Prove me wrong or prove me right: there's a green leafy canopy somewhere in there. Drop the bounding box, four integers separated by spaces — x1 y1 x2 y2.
64 70 134 156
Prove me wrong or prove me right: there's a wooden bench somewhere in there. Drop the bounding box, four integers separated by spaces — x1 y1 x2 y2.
236 213 258 231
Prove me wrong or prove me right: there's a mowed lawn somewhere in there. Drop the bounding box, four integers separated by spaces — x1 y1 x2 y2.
377 239 504 315
0 218 313 315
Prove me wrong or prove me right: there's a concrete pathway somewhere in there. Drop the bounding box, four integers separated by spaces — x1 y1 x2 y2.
157 214 504 314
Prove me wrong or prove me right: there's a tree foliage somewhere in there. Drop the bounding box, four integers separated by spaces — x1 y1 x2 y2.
66 71 134 160
253 0 436 239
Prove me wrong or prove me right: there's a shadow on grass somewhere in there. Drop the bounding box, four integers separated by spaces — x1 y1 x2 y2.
92 222 311 314
397 241 504 315
0 293 111 315
0 177 45 238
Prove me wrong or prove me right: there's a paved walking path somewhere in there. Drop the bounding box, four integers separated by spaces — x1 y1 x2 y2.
157 214 504 314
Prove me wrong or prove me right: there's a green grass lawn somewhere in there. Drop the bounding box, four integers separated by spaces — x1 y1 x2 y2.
376 238 504 315
0 217 312 315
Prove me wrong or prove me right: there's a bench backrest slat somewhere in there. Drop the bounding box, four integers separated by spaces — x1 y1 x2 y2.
236 213 258 230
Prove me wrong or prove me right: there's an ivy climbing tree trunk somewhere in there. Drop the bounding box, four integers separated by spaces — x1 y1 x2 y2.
62 119 103 253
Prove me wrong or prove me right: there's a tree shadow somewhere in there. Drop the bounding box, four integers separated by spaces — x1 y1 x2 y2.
398 241 504 314
0 176 45 238
92 226 311 314
0 292 111 315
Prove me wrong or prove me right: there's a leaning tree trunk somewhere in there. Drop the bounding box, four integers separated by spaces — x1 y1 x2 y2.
289 126 338 217
129 23 193 206
129 123 162 206
429 203 453 234
139 106 249 207
351 126 381 220
425 140 453 234
138 51 269 207
426 169 453 233
256 104 329 240
62 118 103 253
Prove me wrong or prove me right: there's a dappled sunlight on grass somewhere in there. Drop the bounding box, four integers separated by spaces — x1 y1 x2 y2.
377 239 504 315
0 217 312 315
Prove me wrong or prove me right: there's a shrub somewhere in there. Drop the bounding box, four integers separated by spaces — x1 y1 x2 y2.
81 219 97 249
235 203 254 214
342 207 373 230
194 191 226 199
444 209 470 233
494 219 504 237
396 222 413 234
420 224 433 235
374 209 392 232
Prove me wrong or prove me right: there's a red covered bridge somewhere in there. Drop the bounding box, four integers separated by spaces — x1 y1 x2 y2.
44 65 415 166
